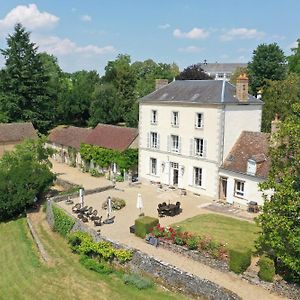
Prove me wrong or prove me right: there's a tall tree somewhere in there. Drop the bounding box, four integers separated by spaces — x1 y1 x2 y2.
261 74 300 132
257 103 300 283
176 63 212 80
0 23 53 133
288 39 300 74
248 43 287 95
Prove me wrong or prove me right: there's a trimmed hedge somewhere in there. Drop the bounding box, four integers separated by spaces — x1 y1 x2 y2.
258 255 275 282
229 248 252 274
52 204 75 237
135 216 159 238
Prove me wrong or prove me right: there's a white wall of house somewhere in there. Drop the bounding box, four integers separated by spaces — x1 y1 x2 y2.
218 169 269 206
222 105 262 159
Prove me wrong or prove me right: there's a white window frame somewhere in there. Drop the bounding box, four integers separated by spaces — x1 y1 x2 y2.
194 138 204 157
150 158 157 175
171 111 179 127
234 180 245 197
150 132 158 149
151 110 157 125
194 167 202 187
171 135 179 153
195 113 203 129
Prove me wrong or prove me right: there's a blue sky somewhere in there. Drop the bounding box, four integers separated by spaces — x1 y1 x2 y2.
0 1 299 74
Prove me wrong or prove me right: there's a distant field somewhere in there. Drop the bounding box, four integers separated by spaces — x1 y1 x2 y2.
0 216 187 300
173 213 260 251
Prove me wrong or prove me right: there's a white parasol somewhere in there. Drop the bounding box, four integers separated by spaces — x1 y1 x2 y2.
136 193 143 214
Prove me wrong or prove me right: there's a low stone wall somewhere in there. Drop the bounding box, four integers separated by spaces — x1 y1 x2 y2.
55 178 78 190
46 200 240 300
159 239 229 272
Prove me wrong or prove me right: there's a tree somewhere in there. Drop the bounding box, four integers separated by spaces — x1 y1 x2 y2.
248 43 287 95
288 39 300 74
229 66 248 85
257 103 300 283
0 23 53 133
0 137 55 221
176 63 212 80
261 74 300 132
88 83 122 126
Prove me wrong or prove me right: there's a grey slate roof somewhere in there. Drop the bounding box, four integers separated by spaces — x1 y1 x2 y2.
140 80 262 105
201 63 247 73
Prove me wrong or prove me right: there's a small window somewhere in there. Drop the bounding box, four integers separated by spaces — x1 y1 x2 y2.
194 167 202 187
150 132 158 148
171 135 179 152
172 111 179 126
150 158 157 175
151 110 157 124
194 138 204 157
234 180 245 197
195 113 203 128
247 159 256 175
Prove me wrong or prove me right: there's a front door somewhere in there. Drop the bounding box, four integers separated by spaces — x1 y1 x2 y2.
173 169 179 185
219 177 227 201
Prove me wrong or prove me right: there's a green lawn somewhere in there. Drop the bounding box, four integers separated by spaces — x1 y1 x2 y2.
172 213 260 251
0 217 188 300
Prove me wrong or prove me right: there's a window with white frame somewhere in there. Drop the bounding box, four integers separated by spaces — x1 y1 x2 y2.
150 132 158 148
171 111 179 126
195 113 203 128
150 158 157 175
194 167 202 187
194 138 204 157
151 110 157 124
171 135 179 152
234 180 245 197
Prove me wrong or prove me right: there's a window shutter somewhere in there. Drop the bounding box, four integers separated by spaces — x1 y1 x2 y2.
189 138 194 156
157 134 160 150
177 112 180 126
203 140 207 158
149 158 151 174
189 166 194 186
156 158 160 176
194 113 197 128
170 111 173 125
201 113 204 128
167 135 170 152
147 133 150 148
201 168 206 189
178 136 181 153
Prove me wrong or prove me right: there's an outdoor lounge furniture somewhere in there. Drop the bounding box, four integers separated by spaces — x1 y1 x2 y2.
94 216 102 226
79 206 88 213
86 207 93 216
82 216 89 223
77 213 84 219
103 216 115 224
129 225 135 234
90 215 100 221
72 203 81 212
145 234 159 247
157 202 181 217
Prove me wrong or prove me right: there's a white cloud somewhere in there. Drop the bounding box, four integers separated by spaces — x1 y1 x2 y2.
33 34 116 56
173 27 209 39
81 15 92 22
178 46 203 53
0 4 59 30
287 41 298 49
158 23 170 29
220 28 264 41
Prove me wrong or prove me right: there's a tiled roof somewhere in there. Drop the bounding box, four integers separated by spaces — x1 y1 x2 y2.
221 131 270 178
140 80 262 104
0 122 37 142
84 123 138 151
48 126 91 149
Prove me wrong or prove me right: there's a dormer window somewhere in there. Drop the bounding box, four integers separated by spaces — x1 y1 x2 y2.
247 159 256 176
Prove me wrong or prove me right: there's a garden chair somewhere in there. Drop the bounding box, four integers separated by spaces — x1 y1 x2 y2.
86 207 93 216
77 213 84 219
103 216 115 224
72 203 81 212
82 217 89 223
94 216 102 226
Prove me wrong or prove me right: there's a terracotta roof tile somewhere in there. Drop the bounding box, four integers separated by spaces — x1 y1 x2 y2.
84 123 138 151
221 131 270 178
48 126 92 149
0 122 37 142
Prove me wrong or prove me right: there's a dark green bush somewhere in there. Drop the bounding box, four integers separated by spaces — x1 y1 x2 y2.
79 255 113 274
67 231 92 252
229 248 252 274
135 216 159 238
123 273 153 290
52 205 75 237
258 255 275 282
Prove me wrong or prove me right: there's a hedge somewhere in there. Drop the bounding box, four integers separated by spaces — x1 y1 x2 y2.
229 248 252 274
135 216 159 238
258 255 275 282
52 204 75 237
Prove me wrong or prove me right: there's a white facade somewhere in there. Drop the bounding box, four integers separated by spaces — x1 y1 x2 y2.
139 101 262 200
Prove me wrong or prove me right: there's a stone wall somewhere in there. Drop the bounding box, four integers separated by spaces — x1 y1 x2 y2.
46 200 240 300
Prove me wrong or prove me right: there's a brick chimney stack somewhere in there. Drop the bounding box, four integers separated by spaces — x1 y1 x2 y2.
236 74 249 102
155 79 169 90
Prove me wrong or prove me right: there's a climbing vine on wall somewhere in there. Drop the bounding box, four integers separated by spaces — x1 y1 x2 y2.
80 144 138 171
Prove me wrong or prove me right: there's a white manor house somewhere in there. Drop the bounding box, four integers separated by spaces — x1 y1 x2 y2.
138 76 270 206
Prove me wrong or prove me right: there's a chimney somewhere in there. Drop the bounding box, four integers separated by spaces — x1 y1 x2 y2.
236 74 249 102
155 79 169 90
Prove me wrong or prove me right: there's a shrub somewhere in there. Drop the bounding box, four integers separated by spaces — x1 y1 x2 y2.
89 169 102 177
187 235 199 250
174 236 185 246
52 205 75 237
67 231 93 252
115 174 124 182
258 255 275 282
79 255 113 274
102 197 126 210
229 248 252 274
114 249 133 264
135 216 159 238
123 274 153 290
